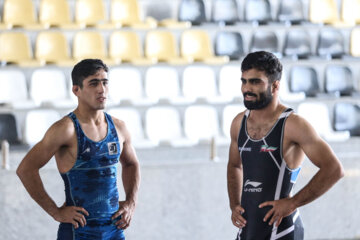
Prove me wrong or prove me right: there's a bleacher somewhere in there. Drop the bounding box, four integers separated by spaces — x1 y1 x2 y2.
1 0 360 150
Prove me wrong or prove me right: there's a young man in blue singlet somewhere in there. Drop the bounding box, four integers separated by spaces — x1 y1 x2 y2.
17 59 140 239
227 51 344 240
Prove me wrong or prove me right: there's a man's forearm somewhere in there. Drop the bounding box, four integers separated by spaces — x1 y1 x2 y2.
17 169 59 218
227 164 243 210
292 164 344 208
122 162 140 205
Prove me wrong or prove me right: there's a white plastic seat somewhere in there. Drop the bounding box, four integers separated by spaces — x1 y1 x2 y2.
184 105 226 144
219 65 243 102
145 66 186 104
0 70 35 109
297 102 350 142
24 109 61 146
30 69 75 108
107 107 156 148
108 67 147 106
145 106 195 147
222 104 246 139
183 66 226 103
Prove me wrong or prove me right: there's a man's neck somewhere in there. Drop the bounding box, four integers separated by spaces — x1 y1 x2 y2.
248 98 283 121
74 106 105 125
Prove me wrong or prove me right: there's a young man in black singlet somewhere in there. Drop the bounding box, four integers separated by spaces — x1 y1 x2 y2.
227 51 344 240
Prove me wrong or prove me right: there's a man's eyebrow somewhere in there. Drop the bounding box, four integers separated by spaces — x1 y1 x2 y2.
241 77 263 81
88 78 108 83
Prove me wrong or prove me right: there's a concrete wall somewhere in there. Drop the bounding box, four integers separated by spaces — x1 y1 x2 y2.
1 143 360 240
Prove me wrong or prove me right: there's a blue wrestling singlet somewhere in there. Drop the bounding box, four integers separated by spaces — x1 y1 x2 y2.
236 108 304 240
57 112 125 240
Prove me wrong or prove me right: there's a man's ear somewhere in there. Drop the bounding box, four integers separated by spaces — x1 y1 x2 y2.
72 85 80 96
272 80 280 93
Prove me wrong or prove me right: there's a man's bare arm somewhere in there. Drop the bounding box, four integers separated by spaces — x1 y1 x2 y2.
260 114 344 226
227 113 247 228
288 115 344 207
16 118 88 228
112 119 140 229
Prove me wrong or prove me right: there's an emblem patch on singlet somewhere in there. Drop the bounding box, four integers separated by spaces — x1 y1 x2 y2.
108 142 118 155
260 145 277 152
244 179 263 192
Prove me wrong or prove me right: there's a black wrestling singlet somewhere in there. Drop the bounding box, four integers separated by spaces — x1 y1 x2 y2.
236 108 304 240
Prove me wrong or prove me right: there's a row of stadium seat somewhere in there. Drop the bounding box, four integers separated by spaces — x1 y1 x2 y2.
1 64 359 110
1 101 359 149
1 0 360 29
2 27 360 66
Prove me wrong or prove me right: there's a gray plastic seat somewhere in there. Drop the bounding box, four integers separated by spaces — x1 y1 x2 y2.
0 113 20 145
178 0 206 25
317 29 344 58
250 31 278 54
325 65 354 96
334 103 360 136
211 0 239 24
245 0 272 24
215 31 243 60
289 66 320 97
277 0 304 24
283 30 311 59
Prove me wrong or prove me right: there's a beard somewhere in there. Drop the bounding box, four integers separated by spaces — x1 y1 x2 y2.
243 86 273 110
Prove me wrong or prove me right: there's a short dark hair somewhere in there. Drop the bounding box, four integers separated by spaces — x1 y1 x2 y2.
71 59 108 88
241 51 282 83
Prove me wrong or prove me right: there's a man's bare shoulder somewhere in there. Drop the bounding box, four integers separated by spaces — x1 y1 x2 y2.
285 112 316 142
45 116 76 142
230 110 247 140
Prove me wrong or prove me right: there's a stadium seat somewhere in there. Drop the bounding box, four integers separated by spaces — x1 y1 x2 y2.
144 31 187 64
0 32 39 66
279 69 306 102
244 0 272 24
218 65 243 102
73 31 111 63
180 30 229 64
39 0 73 28
145 107 194 147
215 31 244 60
24 109 62 146
184 105 226 144
110 0 157 28
277 0 304 24
297 102 350 141
324 65 355 96
211 0 239 25
109 31 151 65
108 107 156 148
145 66 185 104
182 66 225 103
75 0 106 28
250 31 279 55
178 0 207 25
0 70 33 108
341 0 360 25
317 29 344 58
108 67 146 105
350 28 360 57
222 104 246 139
35 31 72 66
30 69 75 108
289 66 320 97
334 103 360 136
309 0 339 24
283 30 312 59
1 0 39 29
0 113 20 145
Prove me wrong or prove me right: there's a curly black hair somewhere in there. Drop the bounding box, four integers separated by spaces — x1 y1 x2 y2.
241 51 282 83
